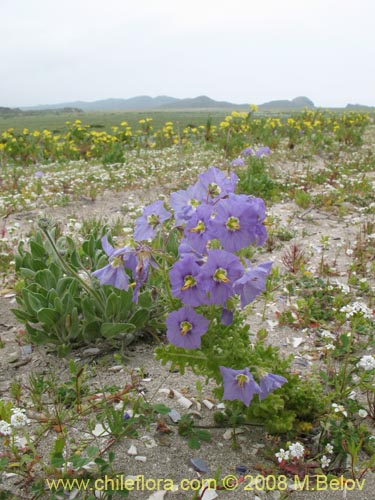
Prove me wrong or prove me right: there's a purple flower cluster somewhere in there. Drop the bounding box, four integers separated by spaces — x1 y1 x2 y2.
92 166 282 406
240 145 272 159
166 167 272 349
220 367 287 406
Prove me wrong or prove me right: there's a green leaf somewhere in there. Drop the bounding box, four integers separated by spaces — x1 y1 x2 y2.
22 289 46 313
30 240 47 260
11 308 35 322
187 437 201 449
153 403 171 415
69 307 81 339
101 323 136 339
54 296 64 314
105 292 120 318
37 308 60 326
50 453 65 468
86 446 99 458
119 289 133 311
19 267 35 280
26 325 55 345
35 269 57 290
69 249 81 269
52 436 66 455
195 429 211 442
83 321 101 341
138 292 153 309
130 309 148 328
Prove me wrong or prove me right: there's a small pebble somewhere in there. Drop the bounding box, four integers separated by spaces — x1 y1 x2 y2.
135 456 147 462
82 348 100 356
202 399 214 410
108 365 124 372
168 409 181 423
177 396 193 409
127 445 137 456
236 465 248 474
190 457 209 473
223 428 245 440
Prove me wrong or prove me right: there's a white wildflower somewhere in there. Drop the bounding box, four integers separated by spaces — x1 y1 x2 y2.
321 455 331 468
0 420 12 435
325 343 336 351
10 408 29 428
348 390 357 400
275 448 290 463
325 443 334 454
288 442 305 459
332 403 348 417
357 355 375 371
340 302 373 320
320 330 335 340
358 409 368 418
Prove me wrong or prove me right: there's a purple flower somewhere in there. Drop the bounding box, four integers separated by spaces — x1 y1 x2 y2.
183 204 213 254
129 243 160 303
200 250 244 306
197 166 238 202
34 170 44 178
258 373 287 401
169 255 207 306
255 146 271 158
234 261 273 308
208 194 259 252
237 195 268 246
220 366 260 406
166 307 209 349
134 200 171 241
170 184 205 225
221 308 234 326
92 236 133 290
230 157 245 167
178 240 205 261
241 147 254 157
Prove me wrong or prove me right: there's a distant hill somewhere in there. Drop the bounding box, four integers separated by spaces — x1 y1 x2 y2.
259 96 315 110
346 103 374 110
20 95 375 113
161 95 247 109
21 95 180 112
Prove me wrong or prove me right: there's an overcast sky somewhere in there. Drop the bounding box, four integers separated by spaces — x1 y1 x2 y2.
1 0 375 108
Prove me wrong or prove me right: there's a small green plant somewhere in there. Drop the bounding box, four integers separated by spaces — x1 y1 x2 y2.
295 189 311 209
236 156 277 200
12 221 166 356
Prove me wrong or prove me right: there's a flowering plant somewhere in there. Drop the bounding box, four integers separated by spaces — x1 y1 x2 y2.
91 165 325 431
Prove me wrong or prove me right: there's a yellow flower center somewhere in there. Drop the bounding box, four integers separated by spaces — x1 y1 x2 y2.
181 275 197 291
147 213 160 228
111 256 123 268
180 321 192 336
235 374 250 387
226 216 240 231
189 198 200 208
189 220 205 234
213 268 230 283
208 183 221 197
